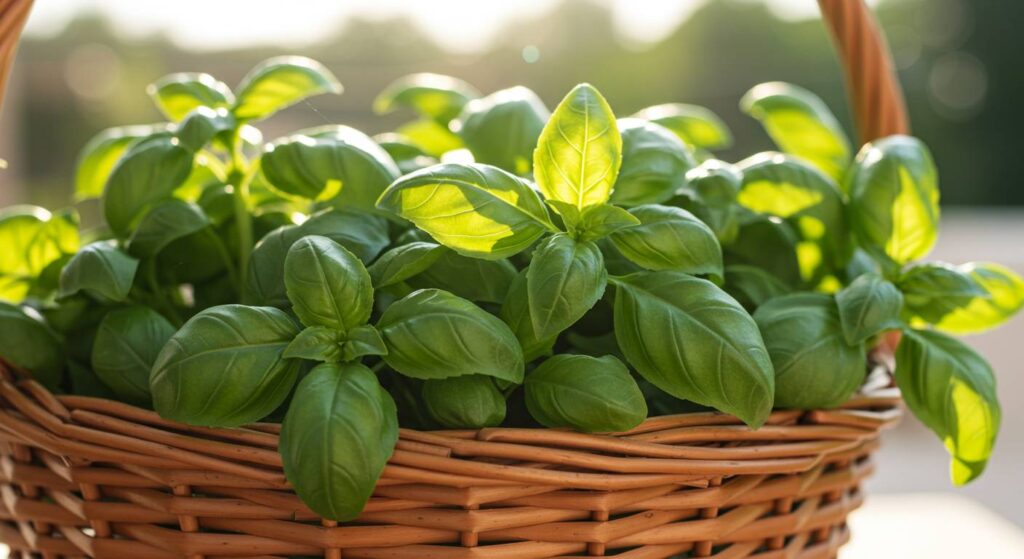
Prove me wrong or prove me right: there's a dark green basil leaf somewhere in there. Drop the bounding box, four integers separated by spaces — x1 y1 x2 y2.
678 160 742 244
422 375 505 428
378 163 554 260
896 329 1000 485
284 325 342 363
740 82 850 181
527 233 606 339
377 289 524 382
103 133 194 237
374 73 479 124
174 107 236 152
280 362 398 521
406 250 518 305
499 271 556 362
91 306 175 406
899 263 986 325
368 242 447 288
155 226 229 285
373 133 438 174
75 125 166 200
576 204 640 242
147 72 234 121
0 302 64 389
59 242 138 303
68 360 117 400
127 200 210 258
612 271 774 428
723 264 792 311
631 103 732 150
835 273 903 345
608 205 722 279
232 56 342 121
754 294 866 409
724 213 802 287
525 354 646 433
848 135 940 267
285 235 373 332
456 86 549 174
150 305 301 427
0 206 79 302
534 84 621 211
340 325 388 362
609 119 695 207
930 263 1024 334
261 125 400 211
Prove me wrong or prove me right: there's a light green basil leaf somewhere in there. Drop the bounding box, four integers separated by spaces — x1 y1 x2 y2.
75 125 166 200
534 84 621 211
631 103 732 150
899 263 987 326
340 325 388 362
377 289 524 383
848 135 940 267
456 86 549 174
407 249 518 305
835 273 903 345
723 264 792 312
232 56 342 121
577 204 641 242
285 235 373 332
527 233 607 339
396 118 464 158
526 354 646 433
754 294 866 409
147 72 234 122
609 118 696 207
91 306 175 406
0 206 79 301
103 133 194 237
280 362 397 521
284 325 342 363
896 329 1000 485
373 133 439 174
422 375 505 428
261 125 400 211
932 263 1024 334
740 82 851 181
377 163 554 260
368 242 447 288
0 302 64 389
374 73 480 124
500 270 556 362
612 271 774 428
609 205 722 279
59 242 138 303
127 199 210 258
150 304 301 427
174 107 236 152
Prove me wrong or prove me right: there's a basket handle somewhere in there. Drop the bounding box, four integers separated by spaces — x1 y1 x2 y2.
0 0 32 115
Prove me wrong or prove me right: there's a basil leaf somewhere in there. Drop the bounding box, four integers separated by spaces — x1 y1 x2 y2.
232 56 341 121
608 205 722 279
848 135 940 267
422 375 506 428
374 133 438 174
340 325 388 362
396 118 463 158
577 204 640 242
280 362 398 521
835 273 903 345
0 206 79 302
612 271 774 428
68 361 117 400
91 306 175 406
368 242 447 288
534 84 621 212
147 72 234 121
740 82 851 181
609 119 696 207
931 263 1024 334
103 133 194 237
724 214 802 287
75 125 165 200
261 125 400 211
151 305 301 427
456 86 549 174
0 302 64 389
678 160 742 244
59 242 138 303
406 250 518 305
527 233 607 339
525 354 646 433
631 103 732 150
378 163 554 260
500 270 556 362
899 263 987 326
754 294 866 409
377 289 524 383
127 199 210 258
174 107 236 152
284 326 342 363
896 329 1000 485
723 264 792 311
374 73 479 124
285 235 373 332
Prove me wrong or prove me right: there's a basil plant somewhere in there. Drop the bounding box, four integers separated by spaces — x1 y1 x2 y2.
1 60 1020 521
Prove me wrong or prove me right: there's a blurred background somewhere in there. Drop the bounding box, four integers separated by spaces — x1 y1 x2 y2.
0 0 1021 535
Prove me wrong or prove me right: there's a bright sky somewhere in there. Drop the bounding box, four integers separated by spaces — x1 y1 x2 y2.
24 0 838 52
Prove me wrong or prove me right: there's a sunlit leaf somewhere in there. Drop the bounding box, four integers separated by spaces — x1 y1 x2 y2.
632 103 732 150
374 73 479 123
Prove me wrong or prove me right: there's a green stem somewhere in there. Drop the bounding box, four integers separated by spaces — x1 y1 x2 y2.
229 130 254 283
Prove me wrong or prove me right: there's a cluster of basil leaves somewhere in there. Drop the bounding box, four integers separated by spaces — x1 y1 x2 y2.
1 64 1022 522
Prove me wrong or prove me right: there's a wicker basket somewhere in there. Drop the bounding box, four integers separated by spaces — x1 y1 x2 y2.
0 1 908 557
